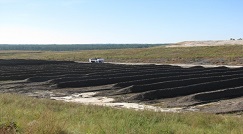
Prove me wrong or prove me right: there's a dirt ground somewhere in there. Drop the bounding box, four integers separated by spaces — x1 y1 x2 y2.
167 40 243 47
1 59 243 114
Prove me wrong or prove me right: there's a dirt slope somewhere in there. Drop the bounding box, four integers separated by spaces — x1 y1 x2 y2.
167 40 243 47
1 59 243 114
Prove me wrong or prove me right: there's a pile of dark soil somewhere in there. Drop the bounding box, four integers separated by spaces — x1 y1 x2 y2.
1 59 243 113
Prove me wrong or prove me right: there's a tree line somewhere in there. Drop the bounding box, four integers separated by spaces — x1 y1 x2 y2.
230 38 242 40
0 44 169 51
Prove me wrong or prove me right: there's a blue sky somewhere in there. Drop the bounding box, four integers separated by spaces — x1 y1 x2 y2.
0 0 243 44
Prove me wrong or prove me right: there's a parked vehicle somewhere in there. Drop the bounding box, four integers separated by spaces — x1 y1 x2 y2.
89 58 104 63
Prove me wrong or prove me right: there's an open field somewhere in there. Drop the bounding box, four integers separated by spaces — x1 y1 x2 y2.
1 45 243 133
0 45 243 65
1 59 243 114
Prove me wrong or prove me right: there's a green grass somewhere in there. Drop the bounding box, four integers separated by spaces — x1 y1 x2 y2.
0 45 243 65
1 93 243 134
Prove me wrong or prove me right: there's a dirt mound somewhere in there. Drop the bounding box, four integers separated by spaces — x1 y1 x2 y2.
167 40 243 47
1 59 243 113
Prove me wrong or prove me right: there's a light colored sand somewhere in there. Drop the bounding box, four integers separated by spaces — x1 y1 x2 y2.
167 40 243 47
108 62 243 68
168 63 243 68
51 92 198 112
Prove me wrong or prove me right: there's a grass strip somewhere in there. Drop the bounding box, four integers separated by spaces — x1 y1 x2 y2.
0 93 243 134
0 45 243 65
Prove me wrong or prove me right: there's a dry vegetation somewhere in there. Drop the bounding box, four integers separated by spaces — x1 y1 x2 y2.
0 45 243 65
1 93 243 134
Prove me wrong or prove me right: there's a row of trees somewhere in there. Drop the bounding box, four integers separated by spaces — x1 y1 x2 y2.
230 38 242 40
0 44 169 51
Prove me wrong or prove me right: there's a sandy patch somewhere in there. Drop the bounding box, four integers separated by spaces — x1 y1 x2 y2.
168 64 243 68
108 62 243 68
51 92 198 112
167 40 243 47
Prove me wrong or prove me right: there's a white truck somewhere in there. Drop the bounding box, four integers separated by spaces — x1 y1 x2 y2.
89 58 104 63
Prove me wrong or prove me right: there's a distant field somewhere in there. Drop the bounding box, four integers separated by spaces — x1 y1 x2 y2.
0 45 243 65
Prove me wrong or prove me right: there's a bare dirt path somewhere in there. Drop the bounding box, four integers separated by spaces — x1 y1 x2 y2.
51 92 192 112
